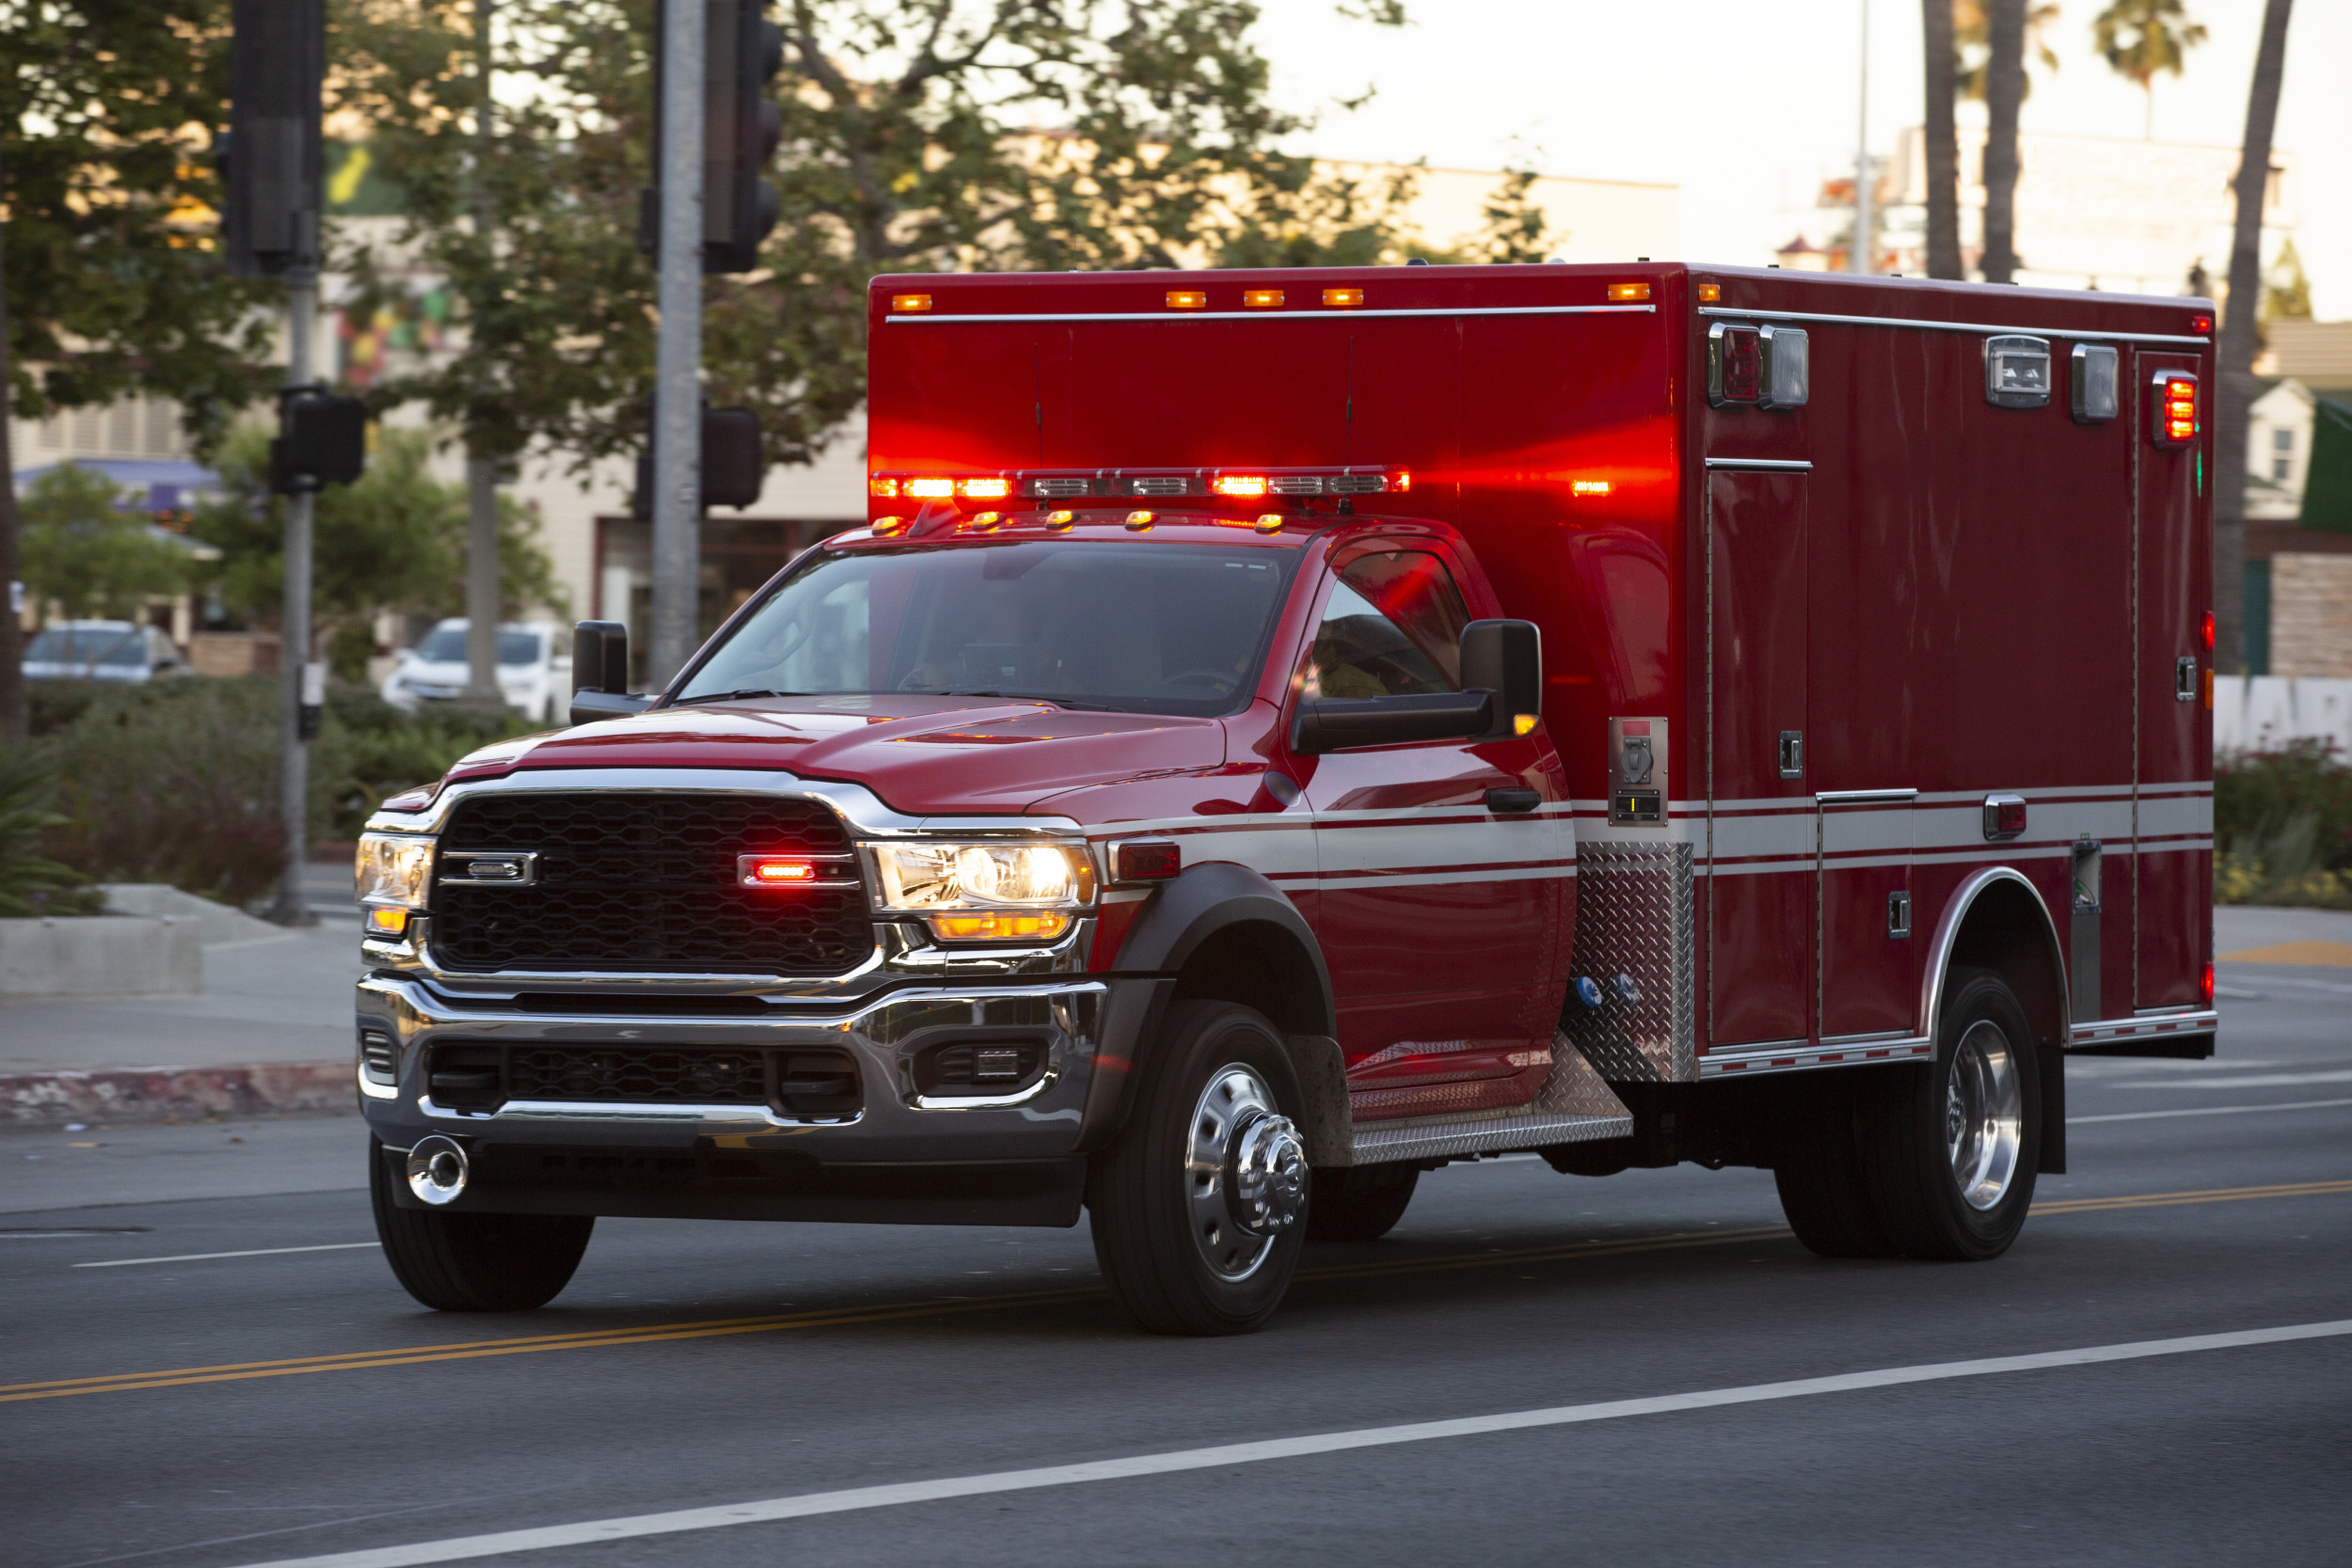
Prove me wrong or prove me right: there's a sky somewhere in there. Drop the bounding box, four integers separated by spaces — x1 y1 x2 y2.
1251 0 2350 316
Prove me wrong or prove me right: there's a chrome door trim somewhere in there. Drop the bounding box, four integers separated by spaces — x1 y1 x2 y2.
2070 1008 2217 1046
1698 305 2208 347
1703 457 1814 472
1697 1036 1933 1079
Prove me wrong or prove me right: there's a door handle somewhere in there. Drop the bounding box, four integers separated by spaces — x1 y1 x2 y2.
1486 787 1542 814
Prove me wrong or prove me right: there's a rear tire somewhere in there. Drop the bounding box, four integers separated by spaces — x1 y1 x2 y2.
370 1137 594 1310
1857 967 2041 1260
1770 1070 1898 1258
1087 1002 1310 1335
1306 1164 1419 1243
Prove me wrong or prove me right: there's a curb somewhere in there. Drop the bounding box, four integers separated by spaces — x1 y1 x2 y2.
2 1063 356 1127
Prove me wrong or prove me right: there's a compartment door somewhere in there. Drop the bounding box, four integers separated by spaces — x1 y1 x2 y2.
1707 466 1813 1048
1819 793 1917 1038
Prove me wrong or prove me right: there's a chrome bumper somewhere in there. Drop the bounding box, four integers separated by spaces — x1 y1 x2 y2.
355 971 1162 1169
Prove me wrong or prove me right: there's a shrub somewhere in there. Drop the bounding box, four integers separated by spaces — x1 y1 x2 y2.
0 747 103 917
2213 741 2352 908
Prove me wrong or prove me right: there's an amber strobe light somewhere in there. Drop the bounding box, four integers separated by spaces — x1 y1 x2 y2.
868 477 898 497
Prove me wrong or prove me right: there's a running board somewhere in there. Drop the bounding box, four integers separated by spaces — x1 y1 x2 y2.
1346 1033 1631 1166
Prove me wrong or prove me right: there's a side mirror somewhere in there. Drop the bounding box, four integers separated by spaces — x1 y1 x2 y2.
569 620 654 726
1459 618 1542 740
1291 690 1493 753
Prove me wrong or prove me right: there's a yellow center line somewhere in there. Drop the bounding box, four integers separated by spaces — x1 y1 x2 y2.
8 1177 2345 1407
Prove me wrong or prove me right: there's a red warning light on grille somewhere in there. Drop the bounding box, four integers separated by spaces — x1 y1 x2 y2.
739 856 818 888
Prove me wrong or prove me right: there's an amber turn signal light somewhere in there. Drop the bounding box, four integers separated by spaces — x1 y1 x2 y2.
1696 283 1722 303
365 907 408 937
930 912 1071 942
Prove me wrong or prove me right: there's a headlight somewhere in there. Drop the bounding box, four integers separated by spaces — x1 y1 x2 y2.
865 840 1094 943
356 832 436 938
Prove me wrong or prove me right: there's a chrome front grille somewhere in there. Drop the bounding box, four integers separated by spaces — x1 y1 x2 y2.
430 792 873 975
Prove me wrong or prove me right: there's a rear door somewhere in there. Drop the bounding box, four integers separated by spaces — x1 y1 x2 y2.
1291 542 1568 1119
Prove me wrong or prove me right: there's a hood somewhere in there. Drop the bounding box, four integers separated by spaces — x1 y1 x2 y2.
441 694 1229 816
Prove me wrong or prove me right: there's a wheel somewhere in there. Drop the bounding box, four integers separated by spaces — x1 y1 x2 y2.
1769 1070 1897 1259
1087 1001 1311 1335
1857 967 2042 1260
1307 1164 1419 1243
369 1136 595 1310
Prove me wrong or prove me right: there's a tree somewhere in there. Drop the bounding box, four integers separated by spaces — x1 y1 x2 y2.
1953 0 2060 102
18 465 195 620
2262 236 2312 326
330 0 1433 486
2093 0 2209 140
2212 0 2295 675
190 424 566 678
1979 0 2026 283
1922 0 1962 279
0 0 278 741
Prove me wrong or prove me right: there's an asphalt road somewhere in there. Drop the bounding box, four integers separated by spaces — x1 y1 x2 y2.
4 964 2348 1568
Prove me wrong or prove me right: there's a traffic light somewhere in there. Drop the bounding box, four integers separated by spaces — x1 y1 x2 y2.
641 0 784 276
223 0 325 278
632 406 767 517
272 385 369 494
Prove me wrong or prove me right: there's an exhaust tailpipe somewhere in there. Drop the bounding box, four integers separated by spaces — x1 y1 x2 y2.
406 1135 469 1206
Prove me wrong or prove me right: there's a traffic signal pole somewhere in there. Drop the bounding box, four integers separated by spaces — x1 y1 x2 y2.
269 269 320 927
648 0 706 688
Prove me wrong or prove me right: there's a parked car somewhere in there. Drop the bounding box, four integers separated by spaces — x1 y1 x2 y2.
379 620 570 725
22 620 186 683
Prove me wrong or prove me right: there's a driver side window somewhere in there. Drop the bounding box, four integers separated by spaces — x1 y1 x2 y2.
1304 550 1470 700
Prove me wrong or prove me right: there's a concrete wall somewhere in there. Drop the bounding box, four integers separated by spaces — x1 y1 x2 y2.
2215 675 2352 757
0 917 202 998
2270 555 2352 678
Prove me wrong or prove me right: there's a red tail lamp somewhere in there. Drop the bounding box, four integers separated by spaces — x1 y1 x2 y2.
1982 795 2027 841
739 855 819 888
2201 961 2215 1007
1111 840 1182 883
1710 325 1761 405
2202 610 2216 654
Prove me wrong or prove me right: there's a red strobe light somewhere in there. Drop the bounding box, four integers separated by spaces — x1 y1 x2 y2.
2153 372 2199 448
739 856 818 888
1710 325 1761 405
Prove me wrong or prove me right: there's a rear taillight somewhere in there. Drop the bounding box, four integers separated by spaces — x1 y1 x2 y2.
2153 372 2199 447
1710 325 1761 405
2201 962 2215 1007
2202 610 2216 654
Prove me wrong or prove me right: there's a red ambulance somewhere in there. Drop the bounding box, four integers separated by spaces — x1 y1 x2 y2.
354 261 2216 1334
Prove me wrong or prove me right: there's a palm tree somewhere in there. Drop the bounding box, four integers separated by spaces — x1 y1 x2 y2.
1922 1 1963 278
2094 0 2210 140
1979 0 2026 283
1954 0 2062 101
2211 0 2295 675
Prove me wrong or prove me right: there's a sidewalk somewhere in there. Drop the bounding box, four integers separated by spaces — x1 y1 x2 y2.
1 864 365 1127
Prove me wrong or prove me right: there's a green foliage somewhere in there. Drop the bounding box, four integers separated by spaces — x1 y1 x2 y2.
0 0 275 442
2263 237 2313 325
2214 739 2352 907
328 0 1450 479
2092 0 2209 94
1404 169 1554 266
18 464 196 617
1954 0 2061 103
189 423 567 653
0 746 99 917
33 676 531 906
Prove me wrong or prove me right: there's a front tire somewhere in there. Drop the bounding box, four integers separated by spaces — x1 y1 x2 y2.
370 1137 595 1310
1858 967 2041 1260
1087 1002 1311 1335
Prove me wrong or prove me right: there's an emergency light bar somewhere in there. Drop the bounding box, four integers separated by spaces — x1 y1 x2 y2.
868 467 1412 504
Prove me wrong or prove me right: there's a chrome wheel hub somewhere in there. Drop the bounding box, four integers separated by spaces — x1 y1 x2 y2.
1184 1065 1307 1280
1945 1020 2023 1212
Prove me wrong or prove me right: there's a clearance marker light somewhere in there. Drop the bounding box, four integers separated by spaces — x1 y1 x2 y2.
890 293 931 312
1213 475 1270 498
958 477 1011 499
1513 715 1540 736
365 906 408 937
1254 514 1285 532
1607 281 1651 302
1323 288 1364 308
904 477 955 499
2190 313 2213 333
1697 283 1722 303
1045 510 1076 530
1244 289 1284 309
1572 480 1612 496
870 515 907 534
868 477 898 497
1166 291 1207 309
1125 510 1155 531
739 856 818 888
962 512 1004 531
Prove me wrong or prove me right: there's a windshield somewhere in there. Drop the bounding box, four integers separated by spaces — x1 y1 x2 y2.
414 626 543 665
26 627 138 666
676 540 1299 716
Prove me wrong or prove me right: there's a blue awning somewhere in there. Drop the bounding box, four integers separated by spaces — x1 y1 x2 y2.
13 458 224 515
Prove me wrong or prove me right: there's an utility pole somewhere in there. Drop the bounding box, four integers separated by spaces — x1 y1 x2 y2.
462 0 504 713
273 277 321 926
1851 0 1873 276
649 0 706 688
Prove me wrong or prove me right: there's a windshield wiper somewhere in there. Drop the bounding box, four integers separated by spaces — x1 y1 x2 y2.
936 689 1113 710
674 688 803 705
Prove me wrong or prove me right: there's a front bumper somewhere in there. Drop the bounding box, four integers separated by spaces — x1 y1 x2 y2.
356 971 1166 1227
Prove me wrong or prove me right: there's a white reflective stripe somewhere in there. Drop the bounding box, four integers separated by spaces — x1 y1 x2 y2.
2139 792 2215 836
1316 865 1574 891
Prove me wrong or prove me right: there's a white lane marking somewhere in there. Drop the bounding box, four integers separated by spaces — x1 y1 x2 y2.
2112 1069 2352 1091
2070 1097 2352 1125
74 1243 381 1270
227 1320 2352 1568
